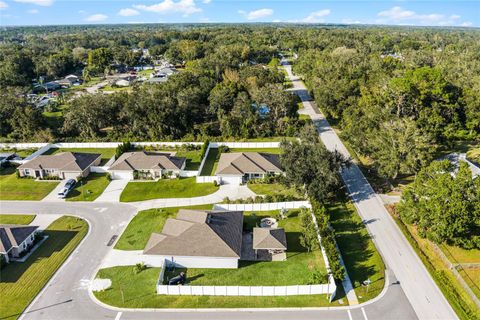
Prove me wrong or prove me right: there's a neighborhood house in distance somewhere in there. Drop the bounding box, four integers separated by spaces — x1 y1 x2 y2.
18 152 101 180
108 151 186 180
143 209 287 268
215 152 283 184
0 224 39 263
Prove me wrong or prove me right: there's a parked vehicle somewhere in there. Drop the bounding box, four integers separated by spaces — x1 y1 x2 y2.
57 179 76 198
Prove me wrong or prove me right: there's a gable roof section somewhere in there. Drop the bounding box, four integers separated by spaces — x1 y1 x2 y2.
0 225 39 254
18 152 100 172
215 152 282 176
109 151 186 171
143 210 243 258
253 227 287 250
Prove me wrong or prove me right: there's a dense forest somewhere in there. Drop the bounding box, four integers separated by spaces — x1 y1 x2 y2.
0 25 478 158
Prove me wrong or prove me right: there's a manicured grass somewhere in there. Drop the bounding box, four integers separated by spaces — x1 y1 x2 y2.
0 149 37 158
164 209 326 286
200 147 281 176
247 182 305 199
120 177 218 202
0 214 36 225
94 266 344 309
387 205 480 320
42 148 115 166
145 149 202 170
326 196 385 303
114 204 213 250
65 173 110 202
0 166 59 200
199 147 219 176
0 216 88 320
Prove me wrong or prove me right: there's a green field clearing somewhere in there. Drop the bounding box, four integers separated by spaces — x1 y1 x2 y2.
0 216 88 320
247 182 305 199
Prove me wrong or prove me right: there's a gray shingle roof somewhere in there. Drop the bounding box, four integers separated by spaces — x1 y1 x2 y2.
253 228 287 250
109 151 185 171
215 152 282 176
0 225 39 254
143 210 244 258
18 152 100 172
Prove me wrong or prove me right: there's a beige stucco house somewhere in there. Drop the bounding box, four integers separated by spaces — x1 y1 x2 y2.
0 225 39 263
18 152 101 180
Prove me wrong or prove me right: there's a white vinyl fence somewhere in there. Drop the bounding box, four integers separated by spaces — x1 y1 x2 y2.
213 201 311 211
157 283 335 296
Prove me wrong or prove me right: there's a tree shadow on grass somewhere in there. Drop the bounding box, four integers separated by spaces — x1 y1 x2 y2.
0 230 77 282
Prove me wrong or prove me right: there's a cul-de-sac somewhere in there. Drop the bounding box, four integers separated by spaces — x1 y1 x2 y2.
0 8 479 320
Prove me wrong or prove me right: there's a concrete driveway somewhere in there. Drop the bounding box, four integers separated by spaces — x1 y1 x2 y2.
95 179 129 202
41 181 66 202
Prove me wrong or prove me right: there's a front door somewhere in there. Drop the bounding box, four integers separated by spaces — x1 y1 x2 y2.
34 170 41 178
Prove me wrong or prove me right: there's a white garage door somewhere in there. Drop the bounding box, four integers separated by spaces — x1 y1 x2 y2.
111 171 133 180
221 176 242 185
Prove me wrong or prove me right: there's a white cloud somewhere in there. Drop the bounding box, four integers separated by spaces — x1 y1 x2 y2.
0 1 8 10
134 0 201 16
14 0 53 6
202 0 211 3
461 21 473 27
238 8 273 20
301 9 331 23
28 9 39 14
85 14 108 22
377 6 465 26
118 8 140 16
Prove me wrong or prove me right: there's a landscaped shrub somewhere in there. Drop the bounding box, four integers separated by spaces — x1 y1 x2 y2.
115 141 132 159
200 139 209 159
133 262 147 274
308 269 328 284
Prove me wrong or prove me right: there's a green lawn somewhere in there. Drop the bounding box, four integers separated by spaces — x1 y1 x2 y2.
0 214 36 225
0 216 88 320
65 173 110 202
247 182 305 199
94 266 344 309
120 177 219 202
42 148 115 166
143 149 202 170
0 149 37 158
114 204 213 250
200 147 282 176
326 196 385 303
164 209 326 286
0 167 59 200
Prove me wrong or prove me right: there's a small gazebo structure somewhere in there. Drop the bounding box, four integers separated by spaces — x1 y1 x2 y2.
252 227 287 261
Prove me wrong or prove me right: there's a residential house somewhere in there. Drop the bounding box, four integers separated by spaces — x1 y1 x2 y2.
108 151 186 180
253 227 287 261
144 210 243 268
214 152 283 184
18 152 101 180
0 225 39 263
56 74 81 87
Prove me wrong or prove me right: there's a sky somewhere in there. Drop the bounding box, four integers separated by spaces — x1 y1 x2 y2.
0 0 478 27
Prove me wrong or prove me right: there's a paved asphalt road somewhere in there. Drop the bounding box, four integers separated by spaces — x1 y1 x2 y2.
283 60 457 320
0 200 418 320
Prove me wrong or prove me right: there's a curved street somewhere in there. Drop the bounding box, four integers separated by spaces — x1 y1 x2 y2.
0 200 418 320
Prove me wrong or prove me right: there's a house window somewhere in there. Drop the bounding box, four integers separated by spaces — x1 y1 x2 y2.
24 169 30 175
23 243 26 249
